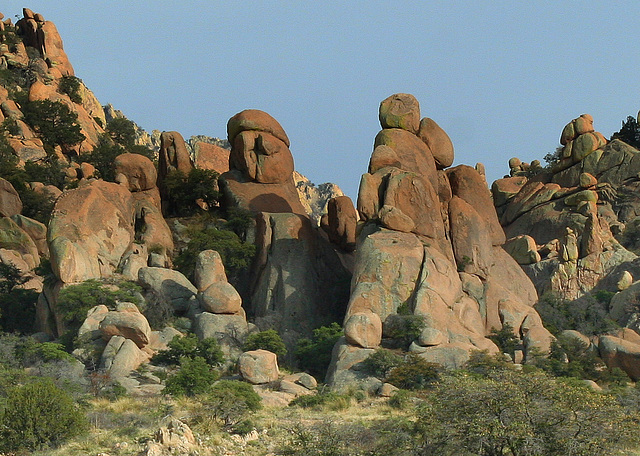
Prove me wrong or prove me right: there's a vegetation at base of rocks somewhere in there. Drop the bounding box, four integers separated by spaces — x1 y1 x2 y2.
152 334 224 367
414 368 640 456
173 222 256 285
22 99 85 152
243 329 287 361
194 380 262 427
163 356 220 397
611 115 640 149
0 262 38 334
295 322 343 380
487 322 520 358
363 347 402 378
56 279 143 348
384 311 426 349
0 24 21 53
163 168 220 216
0 377 88 452
57 75 82 104
384 353 441 390
535 291 618 336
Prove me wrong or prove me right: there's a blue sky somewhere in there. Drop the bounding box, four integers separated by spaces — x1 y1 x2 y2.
3 2 640 200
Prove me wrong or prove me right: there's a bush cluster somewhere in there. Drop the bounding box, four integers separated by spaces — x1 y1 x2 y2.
57 75 82 104
152 334 224 367
243 329 287 361
295 322 343 379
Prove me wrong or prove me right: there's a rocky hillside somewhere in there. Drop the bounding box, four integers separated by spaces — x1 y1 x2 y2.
3 7 640 455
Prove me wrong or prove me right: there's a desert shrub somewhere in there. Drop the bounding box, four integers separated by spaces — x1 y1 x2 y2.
105 117 136 147
487 322 520 357
363 348 402 378
152 334 224 367
243 329 287 360
0 378 88 452
57 75 82 103
173 226 256 283
385 353 440 390
465 350 515 376
0 24 21 53
223 207 255 241
535 291 617 336
14 339 73 366
384 313 426 349
163 356 219 397
163 168 220 216
79 135 124 181
289 390 351 411
295 322 343 379
0 117 20 136
199 380 262 426
415 369 640 456
56 279 143 344
22 99 85 151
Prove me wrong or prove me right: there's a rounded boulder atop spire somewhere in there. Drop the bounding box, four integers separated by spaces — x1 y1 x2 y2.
379 93 421 134
227 109 290 147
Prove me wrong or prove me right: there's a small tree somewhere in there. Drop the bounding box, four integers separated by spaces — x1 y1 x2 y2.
611 115 640 149
105 117 136 147
244 329 287 361
57 76 82 104
487 322 520 358
22 100 85 152
163 168 220 216
385 353 440 390
163 356 219 397
153 334 224 367
295 323 343 379
202 380 262 426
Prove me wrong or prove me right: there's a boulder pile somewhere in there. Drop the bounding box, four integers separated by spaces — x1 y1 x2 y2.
327 94 552 391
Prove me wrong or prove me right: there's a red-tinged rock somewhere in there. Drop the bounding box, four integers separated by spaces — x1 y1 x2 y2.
378 93 420 134
491 176 528 207
447 165 505 245
374 128 439 191
418 117 454 169
193 141 230 174
326 196 357 252
448 196 493 277
115 153 157 192
227 109 290 147
239 349 279 384
231 130 293 184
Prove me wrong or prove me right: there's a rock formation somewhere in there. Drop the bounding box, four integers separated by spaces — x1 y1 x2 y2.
327 94 552 391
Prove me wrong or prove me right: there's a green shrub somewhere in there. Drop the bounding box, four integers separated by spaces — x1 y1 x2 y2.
0 117 20 136
15 339 73 366
163 356 219 396
201 380 262 426
465 349 514 376
56 279 143 340
289 390 351 411
363 348 402 378
385 313 426 349
244 329 287 360
385 353 440 390
79 135 124 182
152 334 224 367
295 322 343 379
0 378 88 452
57 75 82 104
22 100 85 151
163 168 220 216
611 115 640 149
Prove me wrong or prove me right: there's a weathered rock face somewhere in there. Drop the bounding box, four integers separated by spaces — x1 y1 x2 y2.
48 180 135 283
115 153 157 192
238 349 279 384
16 9 74 76
294 171 345 225
192 141 230 175
220 109 306 215
322 196 357 252
328 94 551 390
0 178 22 217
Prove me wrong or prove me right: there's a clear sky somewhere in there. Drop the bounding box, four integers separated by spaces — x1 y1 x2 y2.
3 2 640 201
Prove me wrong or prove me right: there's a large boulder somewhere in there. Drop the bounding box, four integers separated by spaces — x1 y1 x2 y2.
193 312 249 359
418 117 454 169
344 312 382 349
115 153 157 192
100 335 147 379
324 196 357 252
378 93 420 134
192 141 230 174
138 267 197 314
197 282 242 314
599 335 640 381
0 216 40 269
98 303 151 348
0 178 22 217
238 349 279 384
48 180 134 283
227 109 290 147
193 250 228 292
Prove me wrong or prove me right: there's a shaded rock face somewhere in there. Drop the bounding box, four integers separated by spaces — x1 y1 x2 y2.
220 109 306 215
328 94 551 391
250 212 352 358
0 178 22 217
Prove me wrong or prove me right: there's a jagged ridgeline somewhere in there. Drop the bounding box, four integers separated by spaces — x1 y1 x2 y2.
2 5 640 412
